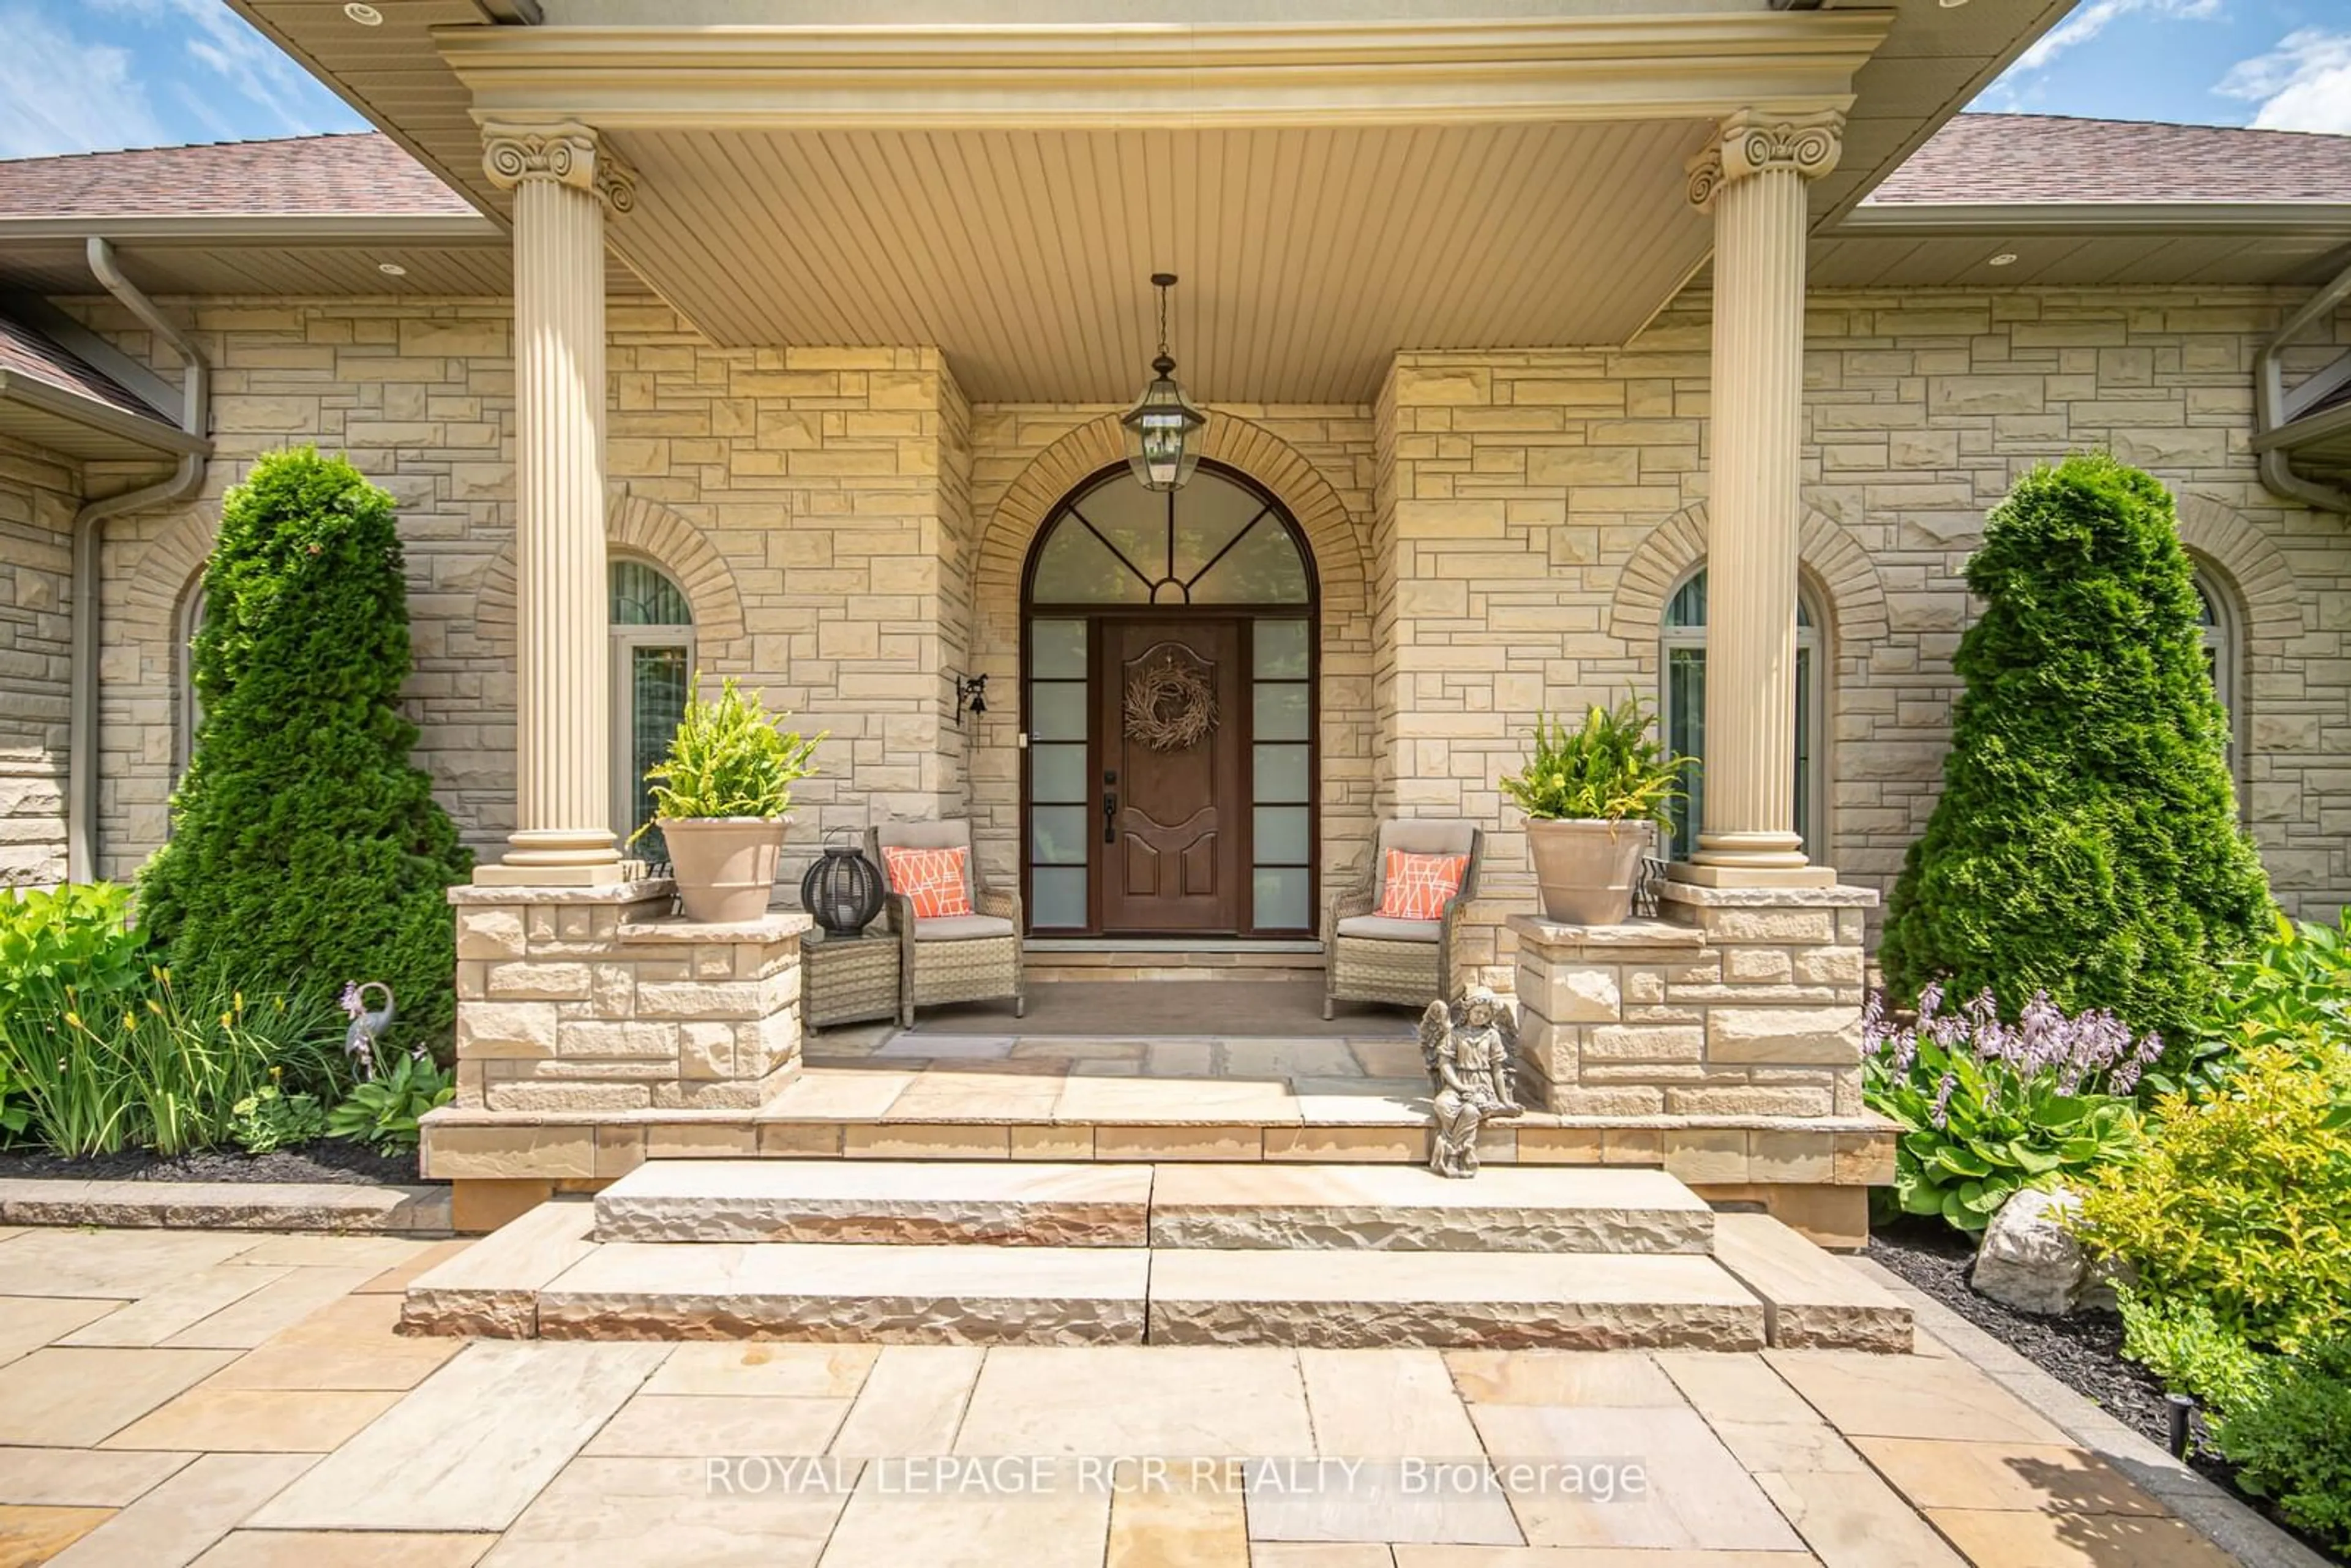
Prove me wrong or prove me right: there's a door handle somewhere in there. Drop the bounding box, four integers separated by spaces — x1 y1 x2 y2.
1102 792 1118 843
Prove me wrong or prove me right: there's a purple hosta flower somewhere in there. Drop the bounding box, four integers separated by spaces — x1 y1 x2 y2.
1929 1070 1959 1130
1917 981 1944 1026
2112 1059 2144 1096
337 981 364 1019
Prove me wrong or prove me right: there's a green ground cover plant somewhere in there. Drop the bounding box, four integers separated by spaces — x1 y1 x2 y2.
1880 454 2272 1046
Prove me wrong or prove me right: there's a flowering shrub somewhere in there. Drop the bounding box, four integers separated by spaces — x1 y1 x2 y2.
1864 984 2152 1234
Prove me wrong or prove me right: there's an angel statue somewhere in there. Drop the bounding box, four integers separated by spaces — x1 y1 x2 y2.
1419 986 1523 1179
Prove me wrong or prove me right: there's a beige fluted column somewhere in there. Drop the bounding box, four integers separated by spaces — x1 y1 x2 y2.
1678 109 1842 888
476 121 636 887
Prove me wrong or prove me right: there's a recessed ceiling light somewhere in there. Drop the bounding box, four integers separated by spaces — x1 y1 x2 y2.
343 3 383 24
377 261 407 276
1987 252 2019 267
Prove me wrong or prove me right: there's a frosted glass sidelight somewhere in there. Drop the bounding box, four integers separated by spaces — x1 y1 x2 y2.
1253 683 1309 741
1253 743 1310 803
1030 682 1087 741
1253 806 1310 866
1031 806 1089 866
1030 867 1087 929
1254 620 1310 678
1031 619 1086 678
1253 867 1309 931
1030 743 1087 803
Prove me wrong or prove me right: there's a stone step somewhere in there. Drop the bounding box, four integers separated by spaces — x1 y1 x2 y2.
1146 1163 1713 1253
534 1240 1149 1345
1147 1250 1766 1350
1709 1211 1913 1351
592 1160 1152 1247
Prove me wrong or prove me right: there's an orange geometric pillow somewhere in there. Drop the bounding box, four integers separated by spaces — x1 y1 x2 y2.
1376 849 1468 921
881 844 974 920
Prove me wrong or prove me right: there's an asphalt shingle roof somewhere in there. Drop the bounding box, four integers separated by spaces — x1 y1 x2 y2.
0 132 473 219
0 115 2344 225
1870 112 2351 205
0 315 169 424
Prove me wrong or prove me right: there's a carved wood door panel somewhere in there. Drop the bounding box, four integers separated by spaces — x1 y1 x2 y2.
1097 618 1243 933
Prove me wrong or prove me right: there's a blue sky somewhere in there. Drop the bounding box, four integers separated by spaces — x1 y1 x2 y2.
0 0 2345 161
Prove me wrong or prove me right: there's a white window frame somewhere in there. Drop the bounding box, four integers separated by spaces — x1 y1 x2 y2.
173 578 206 781
607 557 695 848
2192 564 2246 798
1658 566 1827 862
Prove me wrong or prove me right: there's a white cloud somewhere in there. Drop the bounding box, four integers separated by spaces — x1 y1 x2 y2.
2009 0 2219 78
2218 29 2351 135
0 4 167 157
92 0 334 137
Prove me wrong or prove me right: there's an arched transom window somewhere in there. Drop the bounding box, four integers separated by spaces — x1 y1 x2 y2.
1028 467 1310 607
1659 567 1826 862
610 558 693 858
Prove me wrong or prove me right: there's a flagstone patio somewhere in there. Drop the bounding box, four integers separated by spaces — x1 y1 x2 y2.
0 1223 2272 1566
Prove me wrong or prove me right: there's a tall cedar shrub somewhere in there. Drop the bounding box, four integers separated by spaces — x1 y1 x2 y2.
137 448 471 1049
1879 454 2271 1043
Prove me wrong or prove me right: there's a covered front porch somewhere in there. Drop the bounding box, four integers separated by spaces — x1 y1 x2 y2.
369 6 1939 1236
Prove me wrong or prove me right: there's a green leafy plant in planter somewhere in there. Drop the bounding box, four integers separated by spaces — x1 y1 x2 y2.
1500 696 1692 925
636 676 824 923
1863 983 2150 1234
327 1050 454 1154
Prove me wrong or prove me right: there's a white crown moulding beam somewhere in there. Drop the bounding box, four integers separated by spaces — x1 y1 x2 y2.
432 15 1895 131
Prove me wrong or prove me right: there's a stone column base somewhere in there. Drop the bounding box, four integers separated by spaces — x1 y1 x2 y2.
1510 880 1894 1226
448 879 807 1115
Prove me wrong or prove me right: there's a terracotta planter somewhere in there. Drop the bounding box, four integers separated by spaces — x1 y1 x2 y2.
1524 817 1651 925
661 816 791 923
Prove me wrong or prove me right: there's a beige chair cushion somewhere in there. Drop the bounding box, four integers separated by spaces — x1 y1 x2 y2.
874 820 978 909
914 913 1016 942
1335 913 1442 943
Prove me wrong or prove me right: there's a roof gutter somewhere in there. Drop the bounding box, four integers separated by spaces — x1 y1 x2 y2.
2254 254 2351 517
67 237 210 885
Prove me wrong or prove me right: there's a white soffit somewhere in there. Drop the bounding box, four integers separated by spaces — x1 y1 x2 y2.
612 120 1717 403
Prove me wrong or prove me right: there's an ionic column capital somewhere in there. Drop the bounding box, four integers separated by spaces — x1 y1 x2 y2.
1685 108 1845 212
481 120 637 215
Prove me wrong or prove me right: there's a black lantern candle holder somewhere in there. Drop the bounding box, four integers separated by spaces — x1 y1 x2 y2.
800 831 885 936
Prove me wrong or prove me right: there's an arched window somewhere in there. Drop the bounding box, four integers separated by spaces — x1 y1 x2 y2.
1659 567 1826 861
173 577 206 781
610 558 694 858
2192 565 2244 788
1027 466 1311 607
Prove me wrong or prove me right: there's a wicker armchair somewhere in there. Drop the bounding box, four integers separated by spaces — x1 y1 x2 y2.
868 821 1026 1027
1322 819 1483 1019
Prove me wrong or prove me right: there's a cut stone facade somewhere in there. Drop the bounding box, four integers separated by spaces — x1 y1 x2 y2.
451 879 806 1113
26 285 2351 971
0 435 78 889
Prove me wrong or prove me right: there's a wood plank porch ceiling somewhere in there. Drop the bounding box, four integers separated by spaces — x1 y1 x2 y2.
615 120 1715 405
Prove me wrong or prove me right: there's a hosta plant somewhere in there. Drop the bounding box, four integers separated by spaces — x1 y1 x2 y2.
1864 983 2152 1234
1499 695 1692 823
228 1082 329 1154
328 1050 454 1153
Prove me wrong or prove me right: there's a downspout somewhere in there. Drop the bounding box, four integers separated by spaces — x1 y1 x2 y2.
66 237 209 883
2255 256 2351 516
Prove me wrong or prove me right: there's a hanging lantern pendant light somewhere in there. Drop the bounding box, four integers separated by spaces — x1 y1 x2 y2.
1121 272 1207 493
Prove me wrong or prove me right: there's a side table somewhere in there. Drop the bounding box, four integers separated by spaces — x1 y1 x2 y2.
803 929 900 1029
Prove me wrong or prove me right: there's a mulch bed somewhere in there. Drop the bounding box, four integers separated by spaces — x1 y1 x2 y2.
0 1138 427 1188
1870 1217 2349 1562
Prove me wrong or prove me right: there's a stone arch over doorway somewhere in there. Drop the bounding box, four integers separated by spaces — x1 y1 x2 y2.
968 411 1376 920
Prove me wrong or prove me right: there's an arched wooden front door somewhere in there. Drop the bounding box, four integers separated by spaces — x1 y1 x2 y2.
1020 462 1318 938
